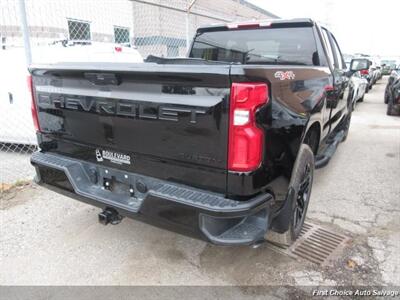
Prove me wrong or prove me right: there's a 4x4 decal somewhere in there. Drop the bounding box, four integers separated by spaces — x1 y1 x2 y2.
274 71 296 81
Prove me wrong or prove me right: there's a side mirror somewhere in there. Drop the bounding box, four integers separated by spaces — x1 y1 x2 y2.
350 58 370 72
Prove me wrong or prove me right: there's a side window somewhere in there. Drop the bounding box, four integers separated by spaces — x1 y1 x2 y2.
330 34 346 70
313 29 328 67
321 29 335 70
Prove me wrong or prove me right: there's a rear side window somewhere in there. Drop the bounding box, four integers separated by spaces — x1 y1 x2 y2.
321 29 335 69
330 35 346 69
190 27 319 66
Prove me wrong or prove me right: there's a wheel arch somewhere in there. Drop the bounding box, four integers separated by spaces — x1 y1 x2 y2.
302 121 321 156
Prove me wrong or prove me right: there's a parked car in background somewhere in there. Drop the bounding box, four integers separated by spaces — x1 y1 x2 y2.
358 57 383 90
349 70 368 109
375 65 383 81
382 64 392 76
381 59 397 75
0 42 143 145
35 40 144 64
369 60 380 86
384 67 400 116
344 54 354 69
359 60 373 93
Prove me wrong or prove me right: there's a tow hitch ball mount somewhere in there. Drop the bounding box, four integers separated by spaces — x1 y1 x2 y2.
98 207 123 225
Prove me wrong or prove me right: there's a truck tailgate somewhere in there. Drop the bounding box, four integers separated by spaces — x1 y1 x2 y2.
31 63 231 193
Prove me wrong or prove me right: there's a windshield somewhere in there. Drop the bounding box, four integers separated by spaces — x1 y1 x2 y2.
190 27 318 66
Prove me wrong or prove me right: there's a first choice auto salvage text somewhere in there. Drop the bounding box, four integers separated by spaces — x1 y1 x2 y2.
312 289 399 297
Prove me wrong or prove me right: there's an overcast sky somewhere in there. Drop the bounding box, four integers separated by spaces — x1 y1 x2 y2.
248 0 399 58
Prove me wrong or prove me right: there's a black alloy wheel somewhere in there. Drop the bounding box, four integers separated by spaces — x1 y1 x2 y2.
293 163 312 231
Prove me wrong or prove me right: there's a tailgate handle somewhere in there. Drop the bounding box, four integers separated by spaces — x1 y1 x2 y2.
84 72 121 86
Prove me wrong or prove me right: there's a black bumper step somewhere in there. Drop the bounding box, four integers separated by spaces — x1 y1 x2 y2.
31 151 274 245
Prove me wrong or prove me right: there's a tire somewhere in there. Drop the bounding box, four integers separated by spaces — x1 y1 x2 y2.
359 94 364 102
387 97 396 116
266 144 315 246
384 92 389 104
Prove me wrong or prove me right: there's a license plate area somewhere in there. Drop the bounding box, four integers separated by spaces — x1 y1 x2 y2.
88 164 157 202
103 176 134 197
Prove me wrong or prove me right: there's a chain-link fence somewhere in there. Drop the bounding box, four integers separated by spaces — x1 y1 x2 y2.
0 0 277 184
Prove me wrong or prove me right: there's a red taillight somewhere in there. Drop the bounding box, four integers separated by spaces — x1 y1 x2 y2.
114 46 122 52
360 69 369 75
27 75 40 132
228 82 268 172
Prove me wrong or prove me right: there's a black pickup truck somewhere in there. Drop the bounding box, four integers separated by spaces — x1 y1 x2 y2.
29 19 368 246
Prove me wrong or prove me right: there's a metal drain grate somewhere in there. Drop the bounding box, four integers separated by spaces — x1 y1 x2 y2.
267 222 350 266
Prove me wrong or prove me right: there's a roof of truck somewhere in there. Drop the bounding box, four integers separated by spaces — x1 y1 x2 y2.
197 18 315 32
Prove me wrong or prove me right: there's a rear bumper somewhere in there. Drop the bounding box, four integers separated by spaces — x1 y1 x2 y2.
31 151 274 245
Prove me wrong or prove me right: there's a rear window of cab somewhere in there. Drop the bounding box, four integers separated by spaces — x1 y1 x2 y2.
190 27 318 66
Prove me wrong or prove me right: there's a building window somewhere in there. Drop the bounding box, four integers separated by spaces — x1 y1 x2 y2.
114 26 130 45
68 19 91 41
167 45 179 57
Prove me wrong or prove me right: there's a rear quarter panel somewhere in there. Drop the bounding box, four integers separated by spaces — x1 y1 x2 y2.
228 65 331 202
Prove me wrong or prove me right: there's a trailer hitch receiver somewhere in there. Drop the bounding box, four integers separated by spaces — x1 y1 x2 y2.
98 207 123 225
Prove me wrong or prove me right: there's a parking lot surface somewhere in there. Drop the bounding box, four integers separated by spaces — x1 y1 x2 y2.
1 79 399 290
